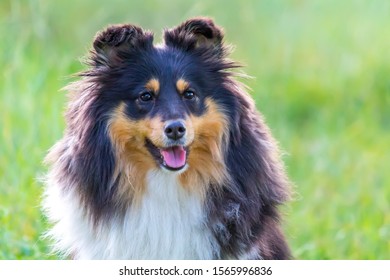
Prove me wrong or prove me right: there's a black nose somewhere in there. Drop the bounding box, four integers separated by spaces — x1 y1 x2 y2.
164 121 186 140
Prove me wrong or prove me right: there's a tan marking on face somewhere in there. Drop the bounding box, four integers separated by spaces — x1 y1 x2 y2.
108 103 166 204
145 78 160 93
179 98 230 197
176 78 190 94
108 99 229 202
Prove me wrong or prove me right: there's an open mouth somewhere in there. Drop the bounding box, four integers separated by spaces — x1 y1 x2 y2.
145 139 188 171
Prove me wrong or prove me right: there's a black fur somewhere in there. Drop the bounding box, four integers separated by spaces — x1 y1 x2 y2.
206 85 291 259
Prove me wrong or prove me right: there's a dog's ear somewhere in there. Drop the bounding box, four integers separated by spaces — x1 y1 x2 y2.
92 24 153 66
164 17 224 55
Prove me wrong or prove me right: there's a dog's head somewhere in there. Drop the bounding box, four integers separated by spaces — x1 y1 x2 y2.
51 18 243 210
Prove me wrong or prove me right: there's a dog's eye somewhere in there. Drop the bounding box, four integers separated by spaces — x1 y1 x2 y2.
183 90 195 100
139 91 153 102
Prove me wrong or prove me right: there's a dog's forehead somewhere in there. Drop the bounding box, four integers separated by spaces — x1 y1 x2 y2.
141 45 199 79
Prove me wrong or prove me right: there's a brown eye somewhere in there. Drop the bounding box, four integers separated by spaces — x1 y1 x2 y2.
183 90 195 100
139 91 153 102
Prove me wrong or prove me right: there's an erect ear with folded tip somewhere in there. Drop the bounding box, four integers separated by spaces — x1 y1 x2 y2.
164 17 225 55
92 24 153 66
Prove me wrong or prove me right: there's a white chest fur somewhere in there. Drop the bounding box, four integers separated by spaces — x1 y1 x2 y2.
44 170 218 259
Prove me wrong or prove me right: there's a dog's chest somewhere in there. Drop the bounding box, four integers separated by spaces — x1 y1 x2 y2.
88 170 218 259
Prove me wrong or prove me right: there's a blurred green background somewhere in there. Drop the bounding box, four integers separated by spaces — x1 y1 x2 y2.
1 0 389 259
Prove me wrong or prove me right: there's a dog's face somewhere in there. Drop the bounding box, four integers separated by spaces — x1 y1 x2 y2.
82 18 234 195
108 49 214 173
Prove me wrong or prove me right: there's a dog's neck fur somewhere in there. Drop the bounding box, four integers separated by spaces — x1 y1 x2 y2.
45 169 219 259
112 169 218 259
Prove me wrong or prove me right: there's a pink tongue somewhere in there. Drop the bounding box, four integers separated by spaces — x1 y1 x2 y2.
161 146 186 169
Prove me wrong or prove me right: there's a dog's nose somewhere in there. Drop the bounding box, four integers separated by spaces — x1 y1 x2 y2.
164 121 186 140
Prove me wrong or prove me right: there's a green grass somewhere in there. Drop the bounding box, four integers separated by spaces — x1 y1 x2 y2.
1 0 389 259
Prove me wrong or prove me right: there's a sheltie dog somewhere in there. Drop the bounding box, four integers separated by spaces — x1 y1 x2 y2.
43 17 291 259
